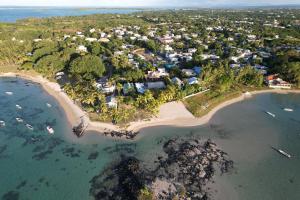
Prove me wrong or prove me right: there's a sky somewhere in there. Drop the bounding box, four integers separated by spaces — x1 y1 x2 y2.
0 0 298 7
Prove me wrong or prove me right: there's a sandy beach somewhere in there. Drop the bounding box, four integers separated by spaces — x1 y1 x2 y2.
1 72 300 136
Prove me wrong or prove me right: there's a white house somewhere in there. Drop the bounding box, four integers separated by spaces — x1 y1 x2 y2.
76 45 87 53
106 96 117 108
135 83 146 94
182 69 196 77
85 38 98 42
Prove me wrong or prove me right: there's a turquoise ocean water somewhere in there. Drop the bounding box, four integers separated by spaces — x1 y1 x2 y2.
0 77 299 200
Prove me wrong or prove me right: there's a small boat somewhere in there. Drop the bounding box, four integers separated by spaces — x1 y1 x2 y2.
272 147 291 158
0 120 5 127
31 137 39 142
284 108 293 112
46 126 54 135
5 91 13 95
26 124 33 130
46 103 52 108
16 104 22 109
266 111 275 118
16 117 23 123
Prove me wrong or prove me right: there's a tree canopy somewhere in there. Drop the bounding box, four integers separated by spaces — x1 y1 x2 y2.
69 55 106 79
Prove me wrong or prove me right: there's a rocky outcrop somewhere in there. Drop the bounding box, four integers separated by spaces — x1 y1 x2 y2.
89 138 233 200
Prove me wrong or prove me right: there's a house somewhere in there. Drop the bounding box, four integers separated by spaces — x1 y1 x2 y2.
76 45 87 53
188 48 197 53
146 81 166 89
159 36 174 44
99 38 110 43
95 78 116 94
182 69 196 77
147 68 169 79
85 38 97 42
106 96 117 108
164 45 173 52
165 63 176 69
123 83 135 95
254 64 268 75
55 72 64 80
193 66 202 75
33 39 42 42
135 83 146 94
201 54 220 60
265 74 292 89
90 28 96 33
187 77 199 85
172 77 183 86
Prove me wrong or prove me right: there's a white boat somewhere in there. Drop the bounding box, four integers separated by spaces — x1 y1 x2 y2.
283 108 293 112
266 111 275 118
5 91 13 95
46 103 52 108
46 126 54 134
16 117 23 123
26 124 33 130
16 104 22 109
0 120 5 127
278 149 292 158
272 146 291 158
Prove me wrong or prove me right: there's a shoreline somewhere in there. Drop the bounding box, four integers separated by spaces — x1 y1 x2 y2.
1 72 300 138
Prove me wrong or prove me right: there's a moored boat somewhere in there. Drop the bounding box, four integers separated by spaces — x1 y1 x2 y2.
283 108 293 112
46 103 52 108
0 120 5 127
265 111 275 117
46 126 54 135
5 91 13 95
16 117 23 123
16 104 22 109
272 147 291 158
26 124 33 130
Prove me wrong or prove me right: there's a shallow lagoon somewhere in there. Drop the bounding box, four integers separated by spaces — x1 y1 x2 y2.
0 77 299 200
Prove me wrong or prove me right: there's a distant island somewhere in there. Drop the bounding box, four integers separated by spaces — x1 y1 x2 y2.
0 9 299 138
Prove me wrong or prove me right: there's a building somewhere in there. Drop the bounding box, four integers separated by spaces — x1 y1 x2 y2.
106 96 117 108
95 78 116 94
187 77 199 85
182 69 196 77
266 74 292 89
76 45 87 53
135 83 146 94
146 81 166 89
193 66 202 75
172 77 183 86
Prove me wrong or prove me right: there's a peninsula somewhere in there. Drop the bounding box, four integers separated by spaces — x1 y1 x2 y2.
0 9 299 138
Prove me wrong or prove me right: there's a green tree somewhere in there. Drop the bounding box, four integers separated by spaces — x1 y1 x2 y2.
34 54 65 77
69 55 106 79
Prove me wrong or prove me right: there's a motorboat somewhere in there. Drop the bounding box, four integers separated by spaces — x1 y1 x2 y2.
265 111 275 118
26 124 33 130
16 117 23 123
5 91 13 95
0 120 5 127
46 103 52 108
46 126 54 134
272 147 291 158
16 104 22 109
283 108 293 112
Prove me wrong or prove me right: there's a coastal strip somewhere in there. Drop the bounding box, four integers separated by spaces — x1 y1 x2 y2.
1 72 300 138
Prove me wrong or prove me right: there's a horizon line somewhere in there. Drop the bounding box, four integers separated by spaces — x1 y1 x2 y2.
0 4 300 9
